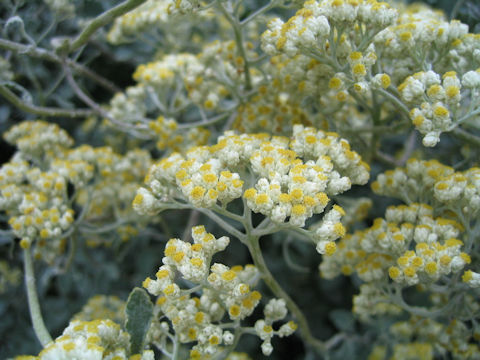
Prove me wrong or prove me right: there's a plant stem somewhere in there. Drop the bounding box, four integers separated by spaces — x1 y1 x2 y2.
63 63 150 139
0 84 94 118
65 0 147 54
0 39 121 93
240 0 277 26
23 247 52 346
171 334 180 360
452 127 480 147
216 1 252 90
246 235 326 356
377 88 410 118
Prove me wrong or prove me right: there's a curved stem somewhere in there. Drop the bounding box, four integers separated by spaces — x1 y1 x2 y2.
0 39 121 93
283 237 310 273
171 333 180 360
240 0 277 26
23 247 52 346
0 84 94 118
376 88 410 118
170 202 247 242
216 0 252 90
452 127 480 147
246 235 326 356
65 0 147 54
198 208 246 243
63 63 150 139
59 234 77 274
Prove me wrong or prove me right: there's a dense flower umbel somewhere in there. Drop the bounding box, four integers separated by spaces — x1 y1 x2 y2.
3 120 73 160
72 295 126 325
142 226 295 357
380 316 480 359
260 1 480 146
107 0 209 44
320 203 471 286
134 125 369 253
352 283 402 321
14 319 154 360
261 0 397 58
398 70 480 146
371 159 480 216
108 39 261 148
321 156 479 324
0 121 151 261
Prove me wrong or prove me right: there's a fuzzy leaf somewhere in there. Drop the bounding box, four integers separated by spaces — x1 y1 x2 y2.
329 309 355 332
125 287 153 354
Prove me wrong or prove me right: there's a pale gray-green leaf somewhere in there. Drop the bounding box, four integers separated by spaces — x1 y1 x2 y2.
125 287 153 355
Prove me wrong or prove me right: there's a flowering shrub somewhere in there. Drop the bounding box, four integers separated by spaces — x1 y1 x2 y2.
1 0 479 359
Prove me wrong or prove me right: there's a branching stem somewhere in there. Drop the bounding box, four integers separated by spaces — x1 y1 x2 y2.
246 235 326 356
0 84 94 118
65 0 147 54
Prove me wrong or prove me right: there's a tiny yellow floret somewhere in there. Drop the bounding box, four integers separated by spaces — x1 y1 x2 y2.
324 241 337 256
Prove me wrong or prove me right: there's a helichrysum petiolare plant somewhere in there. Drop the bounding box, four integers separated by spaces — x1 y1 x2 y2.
0 0 479 359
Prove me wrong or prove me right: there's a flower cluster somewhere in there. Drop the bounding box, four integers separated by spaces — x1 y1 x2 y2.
3 120 73 160
107 0 209 44
371 159 480 216
0 155 76 261
134 125 369 253
352 283 402 322
320 202 471 287
44 0 74 17
398 70 480 146
107 38 262 150
372 316 480 359
143 226 294 357
253 299 297 356
258 1 480 147
109 38 260 123
0 121 152 261
260 0 396 92
374 4 470 81
73 295 126 325
15 319 153 360
261 0 397 58
0 260 21 294
233 55 320 135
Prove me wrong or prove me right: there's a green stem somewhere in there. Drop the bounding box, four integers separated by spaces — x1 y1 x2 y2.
452 127 480 147
240 0 277 26
450 0 465 20
65 0 147 54
199 208 246 243
216 1 252 90
23 247 52 346
0 39 121 93
246 235 326 356
390 284 461 319
0 84 94 118
59 234 77 273
376 88 410 118
215 324 243 360
171 334 180 360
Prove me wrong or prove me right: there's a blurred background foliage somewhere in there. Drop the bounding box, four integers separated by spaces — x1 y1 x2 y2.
0 0 479 359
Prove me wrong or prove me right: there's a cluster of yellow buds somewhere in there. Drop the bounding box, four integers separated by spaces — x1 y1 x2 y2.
15 319 153 360
142 226 295 358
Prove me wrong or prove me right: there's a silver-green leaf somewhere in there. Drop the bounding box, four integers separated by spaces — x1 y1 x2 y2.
125 287 153 355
